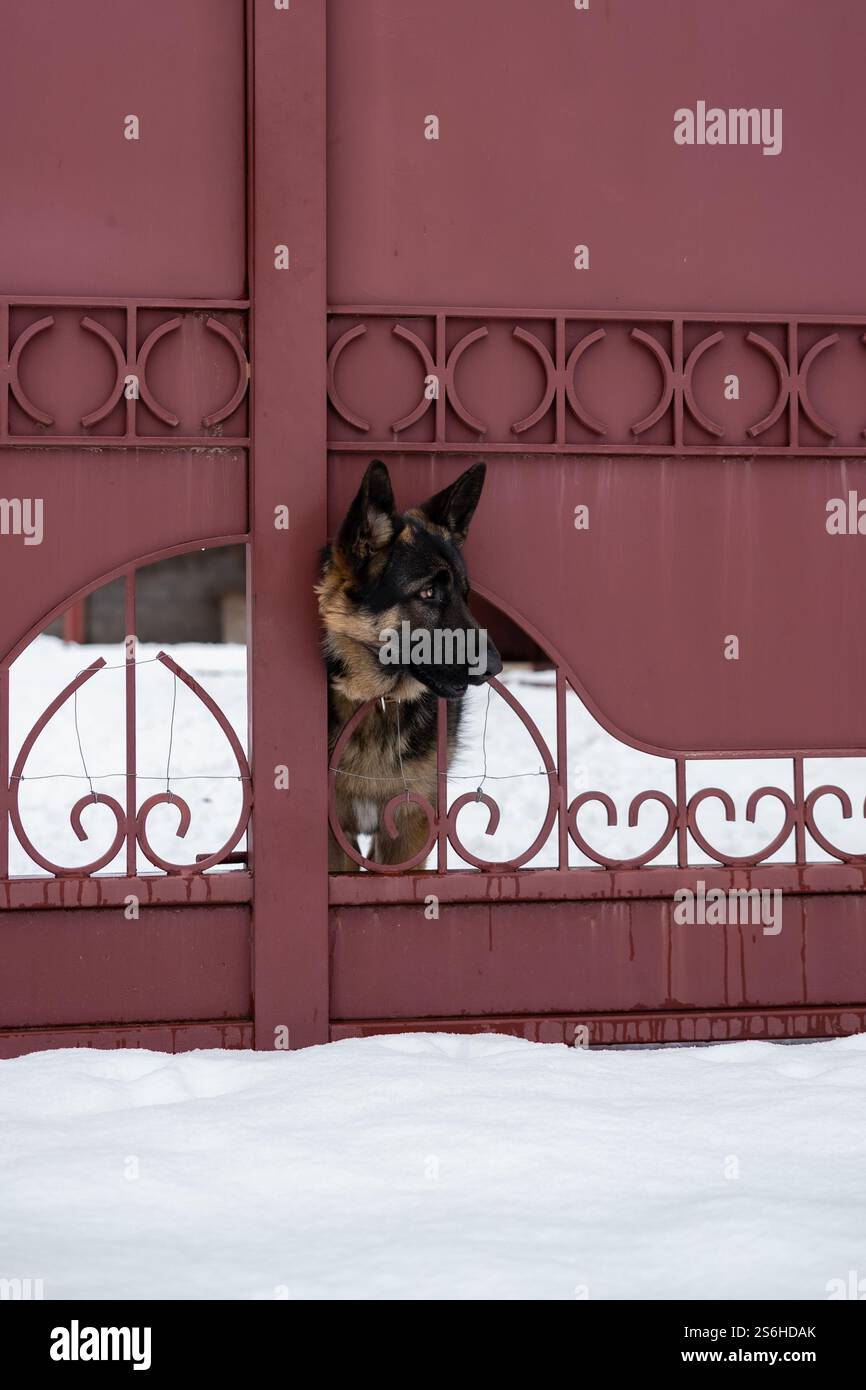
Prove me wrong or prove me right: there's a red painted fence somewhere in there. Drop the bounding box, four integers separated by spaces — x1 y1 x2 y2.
2 0 865 1056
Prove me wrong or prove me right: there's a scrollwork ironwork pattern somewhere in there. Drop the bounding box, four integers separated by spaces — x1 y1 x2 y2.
6 651 251 878
329 672 866 873
327 306 866 454
0 296 249 446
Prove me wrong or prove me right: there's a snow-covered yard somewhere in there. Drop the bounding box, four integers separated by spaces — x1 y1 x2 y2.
1 1032 865 1300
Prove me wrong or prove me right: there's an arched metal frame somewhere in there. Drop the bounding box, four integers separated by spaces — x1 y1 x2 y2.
1 537 251 880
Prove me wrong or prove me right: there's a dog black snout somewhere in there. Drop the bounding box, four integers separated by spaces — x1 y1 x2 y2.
466 633 501 685
485 638 503 679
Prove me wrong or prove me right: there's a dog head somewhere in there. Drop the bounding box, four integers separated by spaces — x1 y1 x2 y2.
318 460 502 701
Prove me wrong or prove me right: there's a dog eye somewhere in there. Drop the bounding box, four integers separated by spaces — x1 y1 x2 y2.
418 587 434 600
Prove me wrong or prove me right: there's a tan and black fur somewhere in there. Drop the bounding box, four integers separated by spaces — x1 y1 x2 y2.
317 460 501 870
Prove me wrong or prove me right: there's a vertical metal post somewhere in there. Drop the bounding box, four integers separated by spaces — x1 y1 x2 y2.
0 665 9 881
250 0 329 1048
124 571 137 877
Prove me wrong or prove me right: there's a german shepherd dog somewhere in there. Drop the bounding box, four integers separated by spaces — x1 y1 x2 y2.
318 460 502 870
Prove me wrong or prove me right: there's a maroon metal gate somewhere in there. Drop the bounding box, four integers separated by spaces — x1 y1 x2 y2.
0 0 327 1055
3 0 866 1056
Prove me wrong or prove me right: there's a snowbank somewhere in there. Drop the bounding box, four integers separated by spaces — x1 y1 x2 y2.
1 1032 865 1300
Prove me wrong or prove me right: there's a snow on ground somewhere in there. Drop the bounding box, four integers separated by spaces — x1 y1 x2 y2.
1 1032 865 1300
8 636 866 874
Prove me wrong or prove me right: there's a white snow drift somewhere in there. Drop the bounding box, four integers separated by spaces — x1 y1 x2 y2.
1 1032 865 1301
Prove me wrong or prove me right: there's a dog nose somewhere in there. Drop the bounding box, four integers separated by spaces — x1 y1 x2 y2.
485 639 503 678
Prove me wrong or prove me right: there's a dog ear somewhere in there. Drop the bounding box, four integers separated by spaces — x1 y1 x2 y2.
416 462 486 546
335 459 397 569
